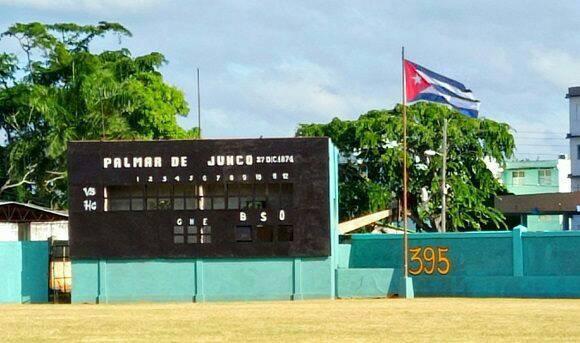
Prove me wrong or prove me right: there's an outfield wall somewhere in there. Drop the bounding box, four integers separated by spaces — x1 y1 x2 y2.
0 241 49 303
337 227 580 298
4 229 580 303
73 257 334 303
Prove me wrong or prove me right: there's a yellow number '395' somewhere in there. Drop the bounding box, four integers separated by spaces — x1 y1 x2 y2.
408 246 451 275
408 247 423 275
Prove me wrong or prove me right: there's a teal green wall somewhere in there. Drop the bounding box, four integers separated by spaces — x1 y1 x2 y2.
523 232 580 276
0 243 21 302
502 160 563 231
0 242 49 303
336 268 400 298
72 141 341 304
72 257 334 303
336 228 580 298
347 232 513 275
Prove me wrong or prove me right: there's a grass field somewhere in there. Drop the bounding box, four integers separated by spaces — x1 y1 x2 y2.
1 298 579 342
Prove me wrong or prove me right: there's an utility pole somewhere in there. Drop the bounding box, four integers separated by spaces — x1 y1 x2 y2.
197 67 201 138
441 118 448 232
401 46 409 278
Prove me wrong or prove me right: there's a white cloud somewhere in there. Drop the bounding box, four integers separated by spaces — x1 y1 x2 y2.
223 60 374 122
529 49 580 89
2 1 579 143
0 0 158 13
184 59 382 138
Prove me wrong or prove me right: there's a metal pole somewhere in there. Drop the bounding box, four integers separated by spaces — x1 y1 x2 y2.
441 118 447 232
101 88 105 139
197 67 201 138
402 46 408 278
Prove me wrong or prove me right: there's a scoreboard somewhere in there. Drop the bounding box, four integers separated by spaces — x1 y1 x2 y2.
67 138 331 259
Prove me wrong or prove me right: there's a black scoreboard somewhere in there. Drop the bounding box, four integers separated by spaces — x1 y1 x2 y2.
67 138 331 259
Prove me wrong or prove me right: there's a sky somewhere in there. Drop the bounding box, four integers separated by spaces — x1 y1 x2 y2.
0 0 579 160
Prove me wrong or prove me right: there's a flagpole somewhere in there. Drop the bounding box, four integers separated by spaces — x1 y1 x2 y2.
441 118 447 232
401 46 409 279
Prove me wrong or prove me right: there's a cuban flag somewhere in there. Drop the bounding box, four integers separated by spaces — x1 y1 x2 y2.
404 59 480 118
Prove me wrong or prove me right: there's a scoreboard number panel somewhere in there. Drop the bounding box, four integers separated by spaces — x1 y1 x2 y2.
67 138 331 259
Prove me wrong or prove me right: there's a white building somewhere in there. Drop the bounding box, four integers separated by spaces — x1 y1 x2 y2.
566 86 580 229
0 202 68 241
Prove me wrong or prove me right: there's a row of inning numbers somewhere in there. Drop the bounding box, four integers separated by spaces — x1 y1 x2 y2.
136 172 290 183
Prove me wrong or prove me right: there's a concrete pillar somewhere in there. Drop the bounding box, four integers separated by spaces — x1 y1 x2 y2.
194 259 205 302
97 259 107 304
512 225 526 277
398 276 414 299
292 258 303 300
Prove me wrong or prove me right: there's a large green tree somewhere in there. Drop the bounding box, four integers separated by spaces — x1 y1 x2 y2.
297 103 515 232
0 22 198 208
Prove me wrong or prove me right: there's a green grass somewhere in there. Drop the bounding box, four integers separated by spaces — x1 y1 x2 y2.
1 298 579 342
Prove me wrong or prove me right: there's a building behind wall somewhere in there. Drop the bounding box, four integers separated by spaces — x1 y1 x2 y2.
0 222 68 241
567 86 580 230
0 202 68 241
502 158 570 230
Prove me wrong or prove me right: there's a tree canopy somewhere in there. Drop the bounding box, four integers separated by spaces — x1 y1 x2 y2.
297 102 515 231
0 22 198 209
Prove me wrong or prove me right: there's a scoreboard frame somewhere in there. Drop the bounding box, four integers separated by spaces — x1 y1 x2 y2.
67 137 332 259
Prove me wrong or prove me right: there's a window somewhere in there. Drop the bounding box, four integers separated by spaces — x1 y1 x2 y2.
538 215 555 222
512 170 525 185
187 226 198 243
256 225 273 242
202 183 225 210
201 226 212 243
577 145 580 160
278 225 293 242
104 185 144 211
173 184 198 210
174 226 185 244
158 184 172 210
227 183 293 210
174 225 211 244
145 184 172 210
280 183 294 208
253 184 268 209
227 184 253 209
538 169 552 186
130 186 144 211
235 225 252 242
103 182 294 211
227 184 240 209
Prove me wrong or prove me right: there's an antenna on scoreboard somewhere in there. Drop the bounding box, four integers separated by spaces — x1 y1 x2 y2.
101 87 105 140
197 67 201 139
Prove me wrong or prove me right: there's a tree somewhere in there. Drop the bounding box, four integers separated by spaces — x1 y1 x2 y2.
296 102 515 232
0 22 198 209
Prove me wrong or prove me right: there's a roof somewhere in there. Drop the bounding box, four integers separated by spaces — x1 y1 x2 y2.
504 160 558 170
0 201 68 223
495 192 580 215
566 87 580 98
